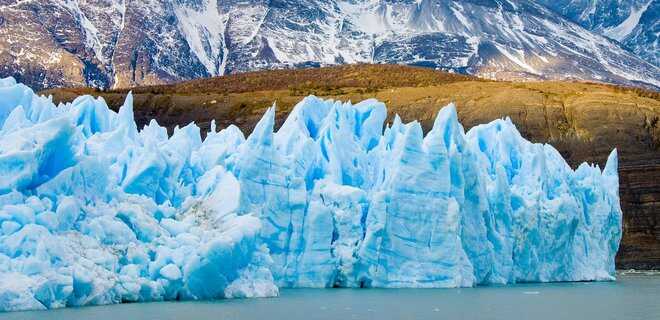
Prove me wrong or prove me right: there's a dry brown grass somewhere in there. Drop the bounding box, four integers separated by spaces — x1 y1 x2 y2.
40 64 659 168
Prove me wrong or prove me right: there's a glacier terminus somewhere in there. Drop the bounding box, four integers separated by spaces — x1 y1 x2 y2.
0 77 621 311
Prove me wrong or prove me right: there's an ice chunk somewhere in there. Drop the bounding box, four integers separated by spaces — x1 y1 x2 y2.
160 264 182 281
0 117 77 193
0 78 280 311
0 273 47 311
358 121 474 287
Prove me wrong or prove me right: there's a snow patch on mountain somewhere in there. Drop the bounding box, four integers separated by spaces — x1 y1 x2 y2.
174 0 229 76
603 0 653 41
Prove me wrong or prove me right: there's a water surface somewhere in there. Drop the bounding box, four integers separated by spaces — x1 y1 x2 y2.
2 274 658 320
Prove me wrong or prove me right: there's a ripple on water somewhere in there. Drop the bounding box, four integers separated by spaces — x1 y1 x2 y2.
2 274 659 320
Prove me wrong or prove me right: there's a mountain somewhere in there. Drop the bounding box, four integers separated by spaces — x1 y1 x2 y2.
538 0 658 66
0 0 658 91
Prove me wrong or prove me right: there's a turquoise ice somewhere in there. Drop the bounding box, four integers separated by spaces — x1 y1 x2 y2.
0 78 621 311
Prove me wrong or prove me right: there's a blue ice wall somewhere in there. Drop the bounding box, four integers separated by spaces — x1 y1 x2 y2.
0 78 621 311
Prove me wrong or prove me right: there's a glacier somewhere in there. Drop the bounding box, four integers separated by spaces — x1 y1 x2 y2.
0 77 621 311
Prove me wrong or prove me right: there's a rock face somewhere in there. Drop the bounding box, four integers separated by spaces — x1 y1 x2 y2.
618 163 660 269
0 0 658 91
43 64 660 269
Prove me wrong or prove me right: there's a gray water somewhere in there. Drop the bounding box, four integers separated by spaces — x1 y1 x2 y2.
2 273 659 320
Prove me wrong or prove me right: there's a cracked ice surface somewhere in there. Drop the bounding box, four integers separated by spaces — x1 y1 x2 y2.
0 77 621 311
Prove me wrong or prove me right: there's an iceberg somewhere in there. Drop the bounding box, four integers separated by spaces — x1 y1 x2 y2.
0 78 621 311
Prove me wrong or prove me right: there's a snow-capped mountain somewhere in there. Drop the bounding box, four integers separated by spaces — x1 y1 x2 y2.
538 0 658 66
0 0 658 90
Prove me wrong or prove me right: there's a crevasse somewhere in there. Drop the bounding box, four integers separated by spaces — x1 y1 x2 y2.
0 78 621 311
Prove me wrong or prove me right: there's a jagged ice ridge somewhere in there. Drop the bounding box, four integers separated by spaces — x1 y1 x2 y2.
0 77 621 311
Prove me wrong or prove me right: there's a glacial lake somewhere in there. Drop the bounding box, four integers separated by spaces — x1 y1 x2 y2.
2 273 658 320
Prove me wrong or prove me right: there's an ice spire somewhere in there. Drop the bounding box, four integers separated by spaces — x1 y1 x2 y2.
116 92 138 138
604 148 618 177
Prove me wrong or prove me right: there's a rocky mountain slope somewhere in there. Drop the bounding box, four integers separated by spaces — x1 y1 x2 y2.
1 0 658 91
538 0 658 66
42 64 660 269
